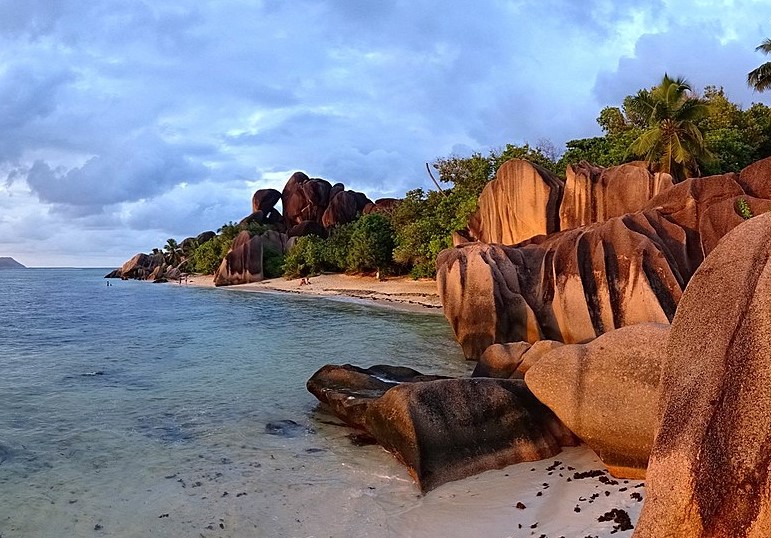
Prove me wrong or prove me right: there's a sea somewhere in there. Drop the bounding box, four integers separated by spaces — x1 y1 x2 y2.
0 268 472 538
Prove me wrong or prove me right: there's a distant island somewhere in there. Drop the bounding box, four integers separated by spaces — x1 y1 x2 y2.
0 257 26 269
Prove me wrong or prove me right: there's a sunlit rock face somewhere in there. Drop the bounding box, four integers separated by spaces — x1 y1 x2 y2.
559 161 673 230
466 159 564 245
437 169 759 358
525 322 669 479
635 212 771 538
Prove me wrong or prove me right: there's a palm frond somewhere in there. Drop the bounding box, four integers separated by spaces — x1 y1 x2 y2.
629 127 662 159
748 62 771 92
756 38 771 54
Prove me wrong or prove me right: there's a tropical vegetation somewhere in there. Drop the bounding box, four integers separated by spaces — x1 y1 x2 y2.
149 72 771 281
748 38 771 92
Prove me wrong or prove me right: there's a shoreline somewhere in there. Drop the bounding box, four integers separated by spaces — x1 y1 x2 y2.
165 270 646 536
181 273 444 315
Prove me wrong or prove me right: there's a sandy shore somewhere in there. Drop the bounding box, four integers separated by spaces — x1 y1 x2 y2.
176 272 644 536
183 273 444 314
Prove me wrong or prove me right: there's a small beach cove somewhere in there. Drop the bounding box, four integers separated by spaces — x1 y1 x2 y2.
183 273 445 314
0 269 644 537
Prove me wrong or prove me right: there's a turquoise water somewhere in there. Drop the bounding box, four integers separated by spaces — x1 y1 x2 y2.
0 269 468 537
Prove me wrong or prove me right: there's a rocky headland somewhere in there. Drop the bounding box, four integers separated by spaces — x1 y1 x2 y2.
111 153 771 534
0 257 26 269
305 155 771 536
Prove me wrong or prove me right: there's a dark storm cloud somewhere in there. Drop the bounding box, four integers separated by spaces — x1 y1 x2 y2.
25 133 208 208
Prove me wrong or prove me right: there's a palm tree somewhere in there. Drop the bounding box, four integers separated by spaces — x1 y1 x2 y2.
163 238 182 267
748 39 771 92
626 74 711 182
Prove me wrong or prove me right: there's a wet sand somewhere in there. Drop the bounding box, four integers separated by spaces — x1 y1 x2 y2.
176 272 644 536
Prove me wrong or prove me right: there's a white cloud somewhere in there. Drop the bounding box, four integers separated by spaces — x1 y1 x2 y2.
0 0 769 265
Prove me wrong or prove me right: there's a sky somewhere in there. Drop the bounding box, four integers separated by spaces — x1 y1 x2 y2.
1 0 770 267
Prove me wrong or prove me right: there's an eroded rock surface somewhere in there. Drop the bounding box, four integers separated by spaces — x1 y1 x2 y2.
365 378 568 492
559 161 673 230
213 231 264 286
306 364 448 429
525 323 669 479
635 212 771 538
438 172 755 357
467 159 564 245
308 366 575 493
472 342 531 378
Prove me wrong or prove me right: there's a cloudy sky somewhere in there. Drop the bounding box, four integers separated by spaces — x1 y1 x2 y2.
1 0 770 267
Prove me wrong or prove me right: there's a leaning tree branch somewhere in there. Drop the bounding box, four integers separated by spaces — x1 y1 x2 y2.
425 163 447 197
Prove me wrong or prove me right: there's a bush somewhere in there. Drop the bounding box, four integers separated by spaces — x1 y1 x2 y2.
262 246 285 278
190 235 231 274
346 214 395 273
283 235 326 278
322 223 354 272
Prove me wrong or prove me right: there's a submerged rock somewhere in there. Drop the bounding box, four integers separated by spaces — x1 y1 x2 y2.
635 212 771 537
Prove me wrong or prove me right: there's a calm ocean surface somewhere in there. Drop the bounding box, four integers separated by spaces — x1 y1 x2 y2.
0 269 469 537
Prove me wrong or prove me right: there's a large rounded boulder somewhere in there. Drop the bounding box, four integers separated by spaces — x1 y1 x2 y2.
251 188 282 214
364 378 572 493
559 161 673 230
525 322 669 478
466 159 564 245
635 212 771 537
213 231 263 286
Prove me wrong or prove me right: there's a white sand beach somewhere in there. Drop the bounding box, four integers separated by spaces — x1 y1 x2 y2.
183 273 444 313
174 272 644 537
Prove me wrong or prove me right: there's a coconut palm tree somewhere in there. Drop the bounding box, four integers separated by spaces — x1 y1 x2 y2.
748 38 771 92
163 238 182 267
626 74 711 182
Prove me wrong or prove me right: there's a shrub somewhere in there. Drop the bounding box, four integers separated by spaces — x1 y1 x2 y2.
737 197 754 220
322 223 354 272
262 246 285 278
346 214 395 273
283 235 326 278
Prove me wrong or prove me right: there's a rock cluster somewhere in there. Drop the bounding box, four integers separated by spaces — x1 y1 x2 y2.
307 364 575 492
635 212 771 537
281 171 372 236
109 170 375 284
439 163 769 358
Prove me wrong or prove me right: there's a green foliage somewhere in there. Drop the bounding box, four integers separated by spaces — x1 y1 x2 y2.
561 79 771 178
625 74 711 181
557 129 641 170
262 246 285 278
748 38 771 92
391 189 452 278
282 235 326 278
322 223 354 272
346 214 395 273
189 236 230 274
736 197 754 220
